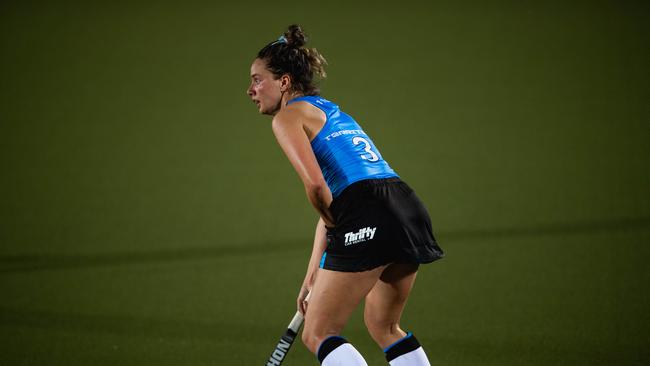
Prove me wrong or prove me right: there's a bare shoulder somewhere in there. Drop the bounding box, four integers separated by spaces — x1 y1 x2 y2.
271 106 304 133
272 101 321 129
275 101 326 140
288 100 326 121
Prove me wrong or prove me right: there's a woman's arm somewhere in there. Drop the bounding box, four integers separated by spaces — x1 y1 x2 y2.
272 107 334 313
271 108 334 226
297 217 328 314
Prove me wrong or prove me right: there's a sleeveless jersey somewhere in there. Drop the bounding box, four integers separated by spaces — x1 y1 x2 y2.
287 96 398 198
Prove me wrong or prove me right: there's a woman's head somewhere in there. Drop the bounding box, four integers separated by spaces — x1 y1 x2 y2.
247 24 327 115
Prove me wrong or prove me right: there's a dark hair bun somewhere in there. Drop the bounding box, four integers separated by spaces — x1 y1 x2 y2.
257 24 326 95
284 24 307 48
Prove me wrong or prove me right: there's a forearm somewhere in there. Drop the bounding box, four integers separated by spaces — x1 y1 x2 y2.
302 217 328 289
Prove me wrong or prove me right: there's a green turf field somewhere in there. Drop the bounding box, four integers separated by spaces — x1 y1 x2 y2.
1 1 649 365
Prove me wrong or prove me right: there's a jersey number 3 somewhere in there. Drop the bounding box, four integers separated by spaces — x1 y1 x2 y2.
352 136 379 162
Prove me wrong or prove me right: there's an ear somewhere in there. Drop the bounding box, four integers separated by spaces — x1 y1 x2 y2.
279 74 291 92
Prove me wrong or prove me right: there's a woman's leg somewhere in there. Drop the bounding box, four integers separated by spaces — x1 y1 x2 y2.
364 263 431 365
364 263 418 347
302 265 386 363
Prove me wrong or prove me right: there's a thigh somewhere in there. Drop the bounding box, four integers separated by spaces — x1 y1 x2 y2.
303 266 385 349
364 263 419 346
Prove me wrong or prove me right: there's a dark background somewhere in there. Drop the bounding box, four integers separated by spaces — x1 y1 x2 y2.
1 1 649 364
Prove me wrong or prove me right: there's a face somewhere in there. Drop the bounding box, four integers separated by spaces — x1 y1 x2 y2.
247 58 283 115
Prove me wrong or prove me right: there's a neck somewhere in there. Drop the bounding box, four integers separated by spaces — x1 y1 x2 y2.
281 91 303 108
270 91 304 116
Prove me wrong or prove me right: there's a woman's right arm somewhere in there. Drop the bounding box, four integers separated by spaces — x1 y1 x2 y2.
271 108 334 227
271 107 334 314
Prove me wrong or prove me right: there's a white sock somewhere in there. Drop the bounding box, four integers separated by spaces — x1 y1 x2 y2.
318 336 368 366
322 343 368 366
384 333 431 366
388 347 431 366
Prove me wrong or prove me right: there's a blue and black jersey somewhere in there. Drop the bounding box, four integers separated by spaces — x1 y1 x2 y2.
287 96 398 198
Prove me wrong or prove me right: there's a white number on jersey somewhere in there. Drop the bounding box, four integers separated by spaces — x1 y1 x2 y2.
352 136 379 162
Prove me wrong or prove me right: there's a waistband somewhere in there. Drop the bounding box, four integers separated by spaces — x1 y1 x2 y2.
329 177 403 215
347 177 402 188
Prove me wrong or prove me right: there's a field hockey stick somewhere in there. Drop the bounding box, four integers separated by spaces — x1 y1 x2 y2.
265 292 311 365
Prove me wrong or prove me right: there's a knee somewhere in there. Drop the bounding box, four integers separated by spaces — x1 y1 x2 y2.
301 324 332 354
301 327 318 354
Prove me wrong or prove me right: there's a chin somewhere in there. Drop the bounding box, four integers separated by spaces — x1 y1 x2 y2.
260 107 276 116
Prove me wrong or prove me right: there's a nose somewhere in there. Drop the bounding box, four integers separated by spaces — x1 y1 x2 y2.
247 83 255 97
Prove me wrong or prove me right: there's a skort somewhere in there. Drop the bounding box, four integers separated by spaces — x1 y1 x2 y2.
320 178 444 272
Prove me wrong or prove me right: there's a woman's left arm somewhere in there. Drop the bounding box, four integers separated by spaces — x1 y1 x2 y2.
297 217 328 314
271 109 334 227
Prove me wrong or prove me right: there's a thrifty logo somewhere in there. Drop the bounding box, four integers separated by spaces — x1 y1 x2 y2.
344 227 377 246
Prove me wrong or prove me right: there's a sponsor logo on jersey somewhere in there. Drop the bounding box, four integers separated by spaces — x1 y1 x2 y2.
324 129 365 141
344 227 377 246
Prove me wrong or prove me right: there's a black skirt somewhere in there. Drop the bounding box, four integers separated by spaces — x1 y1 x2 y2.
320 178 444 272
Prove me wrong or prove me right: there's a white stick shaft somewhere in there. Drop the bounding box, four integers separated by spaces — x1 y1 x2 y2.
287 311 303 333
287 292 311 332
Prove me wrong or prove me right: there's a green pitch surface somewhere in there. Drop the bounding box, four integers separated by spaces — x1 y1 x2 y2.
1 1 649 365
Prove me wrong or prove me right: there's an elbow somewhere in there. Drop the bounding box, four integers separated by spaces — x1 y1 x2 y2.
305 181 334 224
305 181 328 198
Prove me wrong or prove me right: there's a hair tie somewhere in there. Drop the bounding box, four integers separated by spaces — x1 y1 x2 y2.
271 35 288 46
